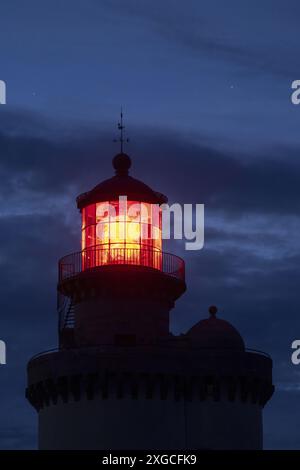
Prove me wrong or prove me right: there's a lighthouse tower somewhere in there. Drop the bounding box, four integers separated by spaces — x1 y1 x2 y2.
26 150 274 450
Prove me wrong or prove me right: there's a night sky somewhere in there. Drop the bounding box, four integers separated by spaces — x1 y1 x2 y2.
0 0 300 449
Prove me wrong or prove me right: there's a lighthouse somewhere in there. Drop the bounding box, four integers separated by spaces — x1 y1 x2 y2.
26 144 274 449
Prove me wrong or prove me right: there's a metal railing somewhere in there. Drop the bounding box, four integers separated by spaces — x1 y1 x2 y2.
58 246 185 283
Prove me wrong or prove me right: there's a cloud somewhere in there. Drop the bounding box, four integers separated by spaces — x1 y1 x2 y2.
1 109 300 220
100 0 300 78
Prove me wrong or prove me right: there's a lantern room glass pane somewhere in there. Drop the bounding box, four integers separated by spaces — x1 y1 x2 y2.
84 204 96 228
152 227 162 251
151 204 160 227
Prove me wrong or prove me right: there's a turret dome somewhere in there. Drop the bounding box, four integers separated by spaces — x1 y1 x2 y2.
187 306 245 351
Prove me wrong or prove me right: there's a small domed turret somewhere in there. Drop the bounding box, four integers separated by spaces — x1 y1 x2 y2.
187 306 245 351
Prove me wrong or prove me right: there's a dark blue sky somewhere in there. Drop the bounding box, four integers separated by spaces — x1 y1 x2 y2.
0 0 300 449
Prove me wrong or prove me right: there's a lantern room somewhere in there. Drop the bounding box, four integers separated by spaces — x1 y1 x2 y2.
76 153 167 271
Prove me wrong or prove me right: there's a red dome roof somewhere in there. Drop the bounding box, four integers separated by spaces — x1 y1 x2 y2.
77 153 167 210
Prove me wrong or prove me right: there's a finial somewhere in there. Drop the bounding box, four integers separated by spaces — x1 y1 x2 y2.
209 305 218 317
112 152 131 176
113 107 129 153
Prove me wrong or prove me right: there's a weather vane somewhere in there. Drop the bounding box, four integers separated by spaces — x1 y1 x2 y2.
114 107 129 153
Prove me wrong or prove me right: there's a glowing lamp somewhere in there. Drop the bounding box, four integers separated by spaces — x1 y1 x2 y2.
77 153 167 271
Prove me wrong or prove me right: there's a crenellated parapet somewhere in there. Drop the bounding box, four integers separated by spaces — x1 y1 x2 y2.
26 346 274 412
